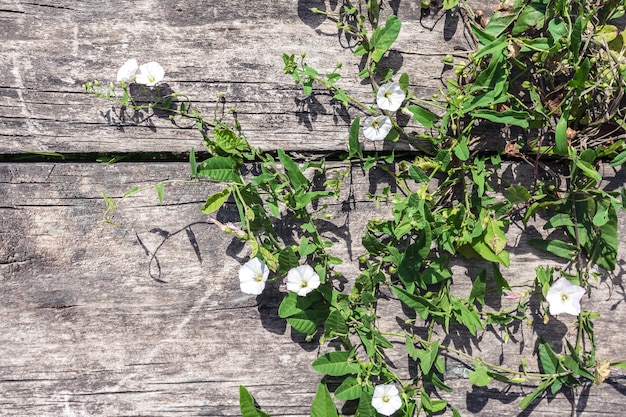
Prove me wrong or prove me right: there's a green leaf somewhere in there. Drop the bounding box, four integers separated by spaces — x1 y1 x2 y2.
294 190 335 210
405 333 419 361
197 156 241 182
325 308 349 336
415 340 440 374
453 140 470 161
610 149 626 167
471 109 530 128
469 270 487 306
570 15 583 55
348 116 363 159
278 291 323 319
189 147 197 178
544 213 575 229
443 0 459 9
554 112 569 156
529 238 578 260
102 192 115 213
469 363 493 387
406 105 439 128
399 72 409 92
592 201 610 227
155 182 165 204
483 11 517 38
334 376 363 401
298 236 317 257
391 286 436 320
472 35 507 60
562 355 594 381
419 257 452 287
538 341 558 374
512 1 546 35
569 58 590 93
357 386 377 417
409 165 430 183
286 315 318 335
453 299 483 336
470 239 510 267
278 149 309 191
519 379 550 410
370 15 401 62
123 186 140 198
278 246 300 274
311 351 360 376
201 188 231 214
214 125 249 154
575 158 601 183
311 383 339 417
505 185 531 204
279 290 330 335
239 386 271 417
484 217 507 255
548 18 568 42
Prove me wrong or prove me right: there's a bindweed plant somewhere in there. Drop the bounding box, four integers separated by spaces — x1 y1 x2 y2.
84 0 626 415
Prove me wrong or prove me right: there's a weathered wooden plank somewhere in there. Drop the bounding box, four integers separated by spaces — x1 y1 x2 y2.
1 161 626 416
0 0 491 154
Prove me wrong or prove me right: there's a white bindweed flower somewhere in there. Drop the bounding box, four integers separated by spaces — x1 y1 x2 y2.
376 81 406 111
286 265 320 296
363 115 392 141
135 61 165 86
546 277 585 316
117 58 138 83
371 384 402 416
239 258 269 295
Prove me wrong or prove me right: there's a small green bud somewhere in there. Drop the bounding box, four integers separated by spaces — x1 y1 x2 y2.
442 54 454 64
301 51 307 59
358 255 367 263
521 81 532 89
94 80 100 87
389 266 398 274
305 333 314 342
336 62 342 69
319 336 325 345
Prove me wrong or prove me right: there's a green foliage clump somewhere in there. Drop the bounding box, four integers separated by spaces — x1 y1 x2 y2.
84 0 626 415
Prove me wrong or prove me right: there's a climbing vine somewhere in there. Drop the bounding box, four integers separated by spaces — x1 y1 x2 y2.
84 0 626 415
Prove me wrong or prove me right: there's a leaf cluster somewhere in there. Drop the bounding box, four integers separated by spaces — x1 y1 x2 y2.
86 0 626 415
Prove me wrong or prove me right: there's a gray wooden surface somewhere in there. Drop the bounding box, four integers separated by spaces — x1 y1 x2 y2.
0 0 483 154
1 0 626 416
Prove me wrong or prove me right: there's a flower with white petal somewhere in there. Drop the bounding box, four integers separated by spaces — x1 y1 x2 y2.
371 384 402 416
116 58 138 83
363 115 392 141
239 258 269 295
286 265 320 296
546 277 585 316
376 81 406 111
135 61 165 86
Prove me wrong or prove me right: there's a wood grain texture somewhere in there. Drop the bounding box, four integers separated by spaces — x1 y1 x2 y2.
0 162 625 416
2 0 626 415
0 0 489 154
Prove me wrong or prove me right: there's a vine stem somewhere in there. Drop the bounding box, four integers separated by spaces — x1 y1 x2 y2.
378 330 576 381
